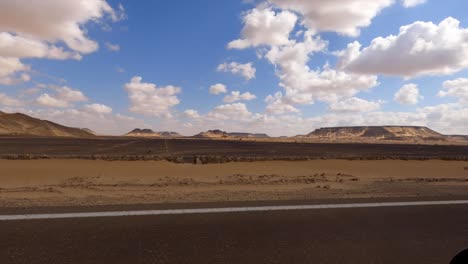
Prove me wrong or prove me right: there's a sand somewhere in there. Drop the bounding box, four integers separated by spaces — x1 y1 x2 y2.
1 159 467 207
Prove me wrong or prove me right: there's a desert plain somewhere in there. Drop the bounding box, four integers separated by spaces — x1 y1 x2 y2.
0 137 467 208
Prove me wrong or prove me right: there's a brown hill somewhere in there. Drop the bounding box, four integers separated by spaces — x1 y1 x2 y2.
124 128 182 138
0 111 94 137
303 126 445 141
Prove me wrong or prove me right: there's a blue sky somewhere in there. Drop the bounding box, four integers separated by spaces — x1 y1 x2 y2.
0 0 467 136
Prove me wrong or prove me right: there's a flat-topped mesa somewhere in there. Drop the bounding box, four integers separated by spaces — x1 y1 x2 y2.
128 128 155 134
305 126 445 141
0 111 94 137
194 129 229 138
228 132 270 138
124 128 182 138
193 129 270 138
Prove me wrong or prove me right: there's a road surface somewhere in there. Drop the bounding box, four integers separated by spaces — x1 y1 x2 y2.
1 197 468 263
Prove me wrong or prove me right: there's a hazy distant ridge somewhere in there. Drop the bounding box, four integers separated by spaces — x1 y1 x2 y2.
0 111 465 143
194 129 270 138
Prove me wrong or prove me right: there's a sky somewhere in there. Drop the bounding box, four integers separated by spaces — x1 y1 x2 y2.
0 0 467 136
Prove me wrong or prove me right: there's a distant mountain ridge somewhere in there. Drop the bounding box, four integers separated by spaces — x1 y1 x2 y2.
194 129 270 138
0 111 465 144
124 128 182 138
302 126 445 141
228 132 270 138
0 111 94 137
448 135 468 140
193 129 228 138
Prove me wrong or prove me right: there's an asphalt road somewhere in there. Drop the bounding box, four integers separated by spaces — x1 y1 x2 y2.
1 198 468 264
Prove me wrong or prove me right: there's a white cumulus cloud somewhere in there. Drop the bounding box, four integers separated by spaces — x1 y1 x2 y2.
338 17 468 78
0 0 122 84
83 103 112 114
0 93 23 107
223 91 257 103
329 97 382 113
439 78 468 104
105 42 120 52
263 31 378 108
36 93 70 108
0 0 121 54
35 86 87 108
401 0 427 8
209 83 228 95
217 62 256 81
0 32 81 60
228 7 297 49
394 84 423 105
0 57 30 85
269 0 394 36
54 86 88 102
124 76 181 117
206 103 254 121
265 92 300 115
184 109 200 119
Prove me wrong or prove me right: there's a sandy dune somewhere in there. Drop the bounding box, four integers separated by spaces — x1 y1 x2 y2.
1 159 467 207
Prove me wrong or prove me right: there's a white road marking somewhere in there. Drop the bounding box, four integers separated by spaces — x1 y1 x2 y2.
1 200 468 221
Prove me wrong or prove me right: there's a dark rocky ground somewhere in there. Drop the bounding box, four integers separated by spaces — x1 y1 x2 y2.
0 136 467 163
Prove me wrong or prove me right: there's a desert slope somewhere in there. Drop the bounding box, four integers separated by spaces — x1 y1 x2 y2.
303 126 445 141
81 128 96 135
0 111 94 137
